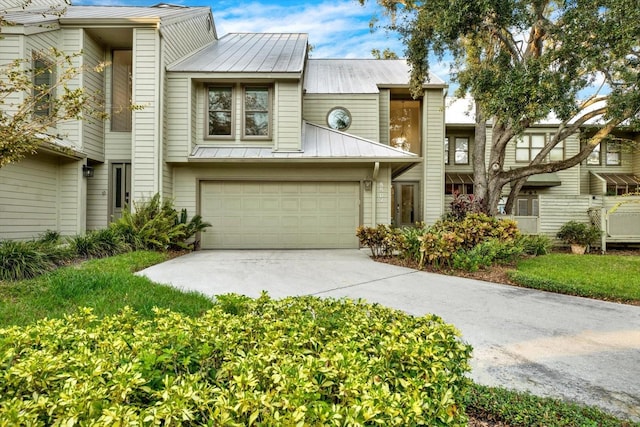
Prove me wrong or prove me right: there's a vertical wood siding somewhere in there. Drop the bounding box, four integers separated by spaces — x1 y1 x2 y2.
302 94 380 142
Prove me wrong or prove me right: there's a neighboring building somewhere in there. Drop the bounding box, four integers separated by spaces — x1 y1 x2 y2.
1 2 638 248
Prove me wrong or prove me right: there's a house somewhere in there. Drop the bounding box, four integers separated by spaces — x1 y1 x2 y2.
1 1 638 249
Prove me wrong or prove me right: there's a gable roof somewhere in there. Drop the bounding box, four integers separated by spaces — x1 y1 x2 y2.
189 121 419 166
304 59 446 94
168 33 307 74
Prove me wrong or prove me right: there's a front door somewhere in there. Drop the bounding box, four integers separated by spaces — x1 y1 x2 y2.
111 162 131 221
392 182 419 227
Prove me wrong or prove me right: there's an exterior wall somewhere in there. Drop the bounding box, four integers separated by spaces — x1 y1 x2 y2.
58 29 82 150
187 79 303 152
582 134 636 195
81 31 106 162
422 89 445 224
633 135 640 175
273 81 302 151
378 89 390 145
538 195 595 236
0 154 82 239
86 163 109 230
171 164 390 229
131 27 161 200
445 128 474 173
161 13 216 66
104 50 133 160
302 93 380 142
0 34 25 112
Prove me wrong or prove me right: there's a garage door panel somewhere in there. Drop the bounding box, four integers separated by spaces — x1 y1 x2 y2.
201 181 360 249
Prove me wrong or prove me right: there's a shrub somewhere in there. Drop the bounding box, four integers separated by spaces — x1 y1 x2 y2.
69 227 129 259
446 193 485 221
419 213 521 268
556 221 601 247
111 194 210 251
356 224 404 257
452 239 524 272
0 296 472 426
0 240 56 281
517 234 553 256
398 222 429 260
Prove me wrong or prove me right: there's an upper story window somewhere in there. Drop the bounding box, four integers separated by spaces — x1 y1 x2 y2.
515 134 565 163
207 85 272 139
111 50 133 132
208 86 233 137
244 87 271 137
327 107 351 131
32 53 53 117
454 137 469 164
390 99 421 155
586 142 621 166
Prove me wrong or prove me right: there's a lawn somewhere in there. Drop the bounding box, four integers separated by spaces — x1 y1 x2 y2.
0 251 637 426
509 253 640 304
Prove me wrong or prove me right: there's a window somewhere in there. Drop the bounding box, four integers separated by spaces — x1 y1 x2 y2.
587 143 601 165
207 85 272 139
549 140 565 161
606 142 621 166
111 50 133 132
327 107 351 131
33 53 53 117
244 87 271 137
516 134 545 162
444 137 449 164
390 99 421 155
208 86 233 137
454 137 469 164
516 196 539 216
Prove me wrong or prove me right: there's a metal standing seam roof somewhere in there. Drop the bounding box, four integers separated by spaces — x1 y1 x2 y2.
168 33 308 74
3 5 209 26
189 121 420 162
597 173 640 186
303 59 446 94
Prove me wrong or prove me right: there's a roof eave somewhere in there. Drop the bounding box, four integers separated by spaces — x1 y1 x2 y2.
60 17 160 26
186 157 422 163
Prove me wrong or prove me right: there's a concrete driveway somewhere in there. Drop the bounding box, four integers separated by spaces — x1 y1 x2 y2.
139 249 640 421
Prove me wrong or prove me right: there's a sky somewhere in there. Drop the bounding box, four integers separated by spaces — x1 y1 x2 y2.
73 0 454 86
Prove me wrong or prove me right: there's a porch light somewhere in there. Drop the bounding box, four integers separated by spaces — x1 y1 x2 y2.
82 164 94 178
364 180 373 191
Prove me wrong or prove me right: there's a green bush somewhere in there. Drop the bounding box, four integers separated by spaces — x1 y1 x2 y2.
556 221 601 247
356 224 404 257
111 194 210 251
0 240 56 281
419 213 521 268
452 239 524 272
517 234 553 256
0 296 472 426
69 227 130 259
398 222 429 261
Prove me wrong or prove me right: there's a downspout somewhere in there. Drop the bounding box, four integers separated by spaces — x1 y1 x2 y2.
372 162 380 225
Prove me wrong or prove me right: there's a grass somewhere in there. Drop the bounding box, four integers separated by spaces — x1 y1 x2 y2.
509 253 640 303
0 251 214 327
0 250 637 426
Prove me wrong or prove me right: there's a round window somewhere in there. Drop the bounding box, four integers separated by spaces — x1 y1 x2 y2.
327 107 352 131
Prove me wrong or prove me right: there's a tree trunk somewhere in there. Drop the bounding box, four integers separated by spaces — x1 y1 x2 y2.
472 101 488 212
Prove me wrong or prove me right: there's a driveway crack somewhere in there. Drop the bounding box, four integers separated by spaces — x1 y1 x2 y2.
308 271 420 296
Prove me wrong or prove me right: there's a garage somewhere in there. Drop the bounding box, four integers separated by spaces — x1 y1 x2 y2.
200 181 360 249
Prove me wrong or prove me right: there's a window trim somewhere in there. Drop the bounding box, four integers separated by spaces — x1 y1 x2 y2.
454 137 469 165
32 52 54 118
242 85 272 140
587 143 601 166
444 137 450 165
605 142 621 166
206 85 235 140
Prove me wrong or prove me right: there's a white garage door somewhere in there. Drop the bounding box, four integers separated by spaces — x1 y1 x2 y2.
200 181 360 249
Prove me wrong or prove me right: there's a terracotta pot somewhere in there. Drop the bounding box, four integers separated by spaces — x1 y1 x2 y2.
570 244 587 255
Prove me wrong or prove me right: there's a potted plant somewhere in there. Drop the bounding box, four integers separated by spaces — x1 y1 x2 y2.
556 221 601 254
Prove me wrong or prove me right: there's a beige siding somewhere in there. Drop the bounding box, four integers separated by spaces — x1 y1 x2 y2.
0 155 82 239
633 135 640 175
303 94 380 142
539 195 594 236
191 80 198 153
162 13 216 65
81 31 106 161
131 28 161 200
86 163 109 230
0 34 24 110
104 50 133 160
378 89 390 145
274 81 302 151
57 29 83 149
423 89 445 224
165 76 192 161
